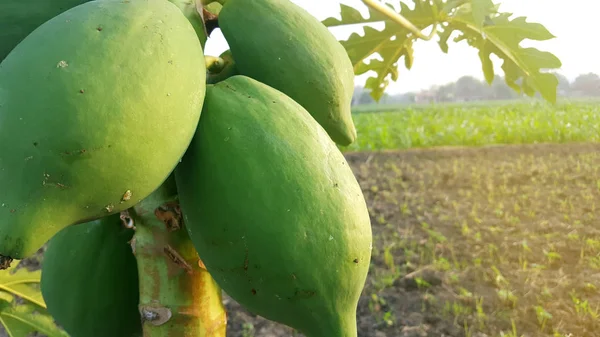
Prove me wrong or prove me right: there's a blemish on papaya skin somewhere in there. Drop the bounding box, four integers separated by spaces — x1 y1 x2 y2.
121 190 132 202
243 248 249 271
353 258 359 264
294 289 316 299
79 89 85 94
33 142 38 147
104 204 114 212
251 289 257 295
56 60 68 68
42 173 68 189
60 148 89 156
24 156 33 161
96 26 103 31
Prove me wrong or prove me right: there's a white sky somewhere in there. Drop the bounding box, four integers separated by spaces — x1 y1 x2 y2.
204 0 597 94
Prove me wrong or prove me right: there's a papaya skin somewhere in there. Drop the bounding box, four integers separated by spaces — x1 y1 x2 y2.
175 76 372 337
0 0 92 61
41 214 142 337
0 0 206 259
218 0 358 146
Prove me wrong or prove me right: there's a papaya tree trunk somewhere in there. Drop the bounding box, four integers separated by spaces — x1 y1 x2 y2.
129 176 227 337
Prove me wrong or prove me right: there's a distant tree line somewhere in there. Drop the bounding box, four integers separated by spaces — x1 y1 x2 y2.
352 72 600 105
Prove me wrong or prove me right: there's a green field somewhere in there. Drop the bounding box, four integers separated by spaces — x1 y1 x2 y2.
342 99 600 152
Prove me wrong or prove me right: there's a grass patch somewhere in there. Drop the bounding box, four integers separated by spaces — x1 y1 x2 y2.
343 100 600 152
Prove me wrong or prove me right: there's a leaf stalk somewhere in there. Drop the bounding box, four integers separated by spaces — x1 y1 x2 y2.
361 0 437 41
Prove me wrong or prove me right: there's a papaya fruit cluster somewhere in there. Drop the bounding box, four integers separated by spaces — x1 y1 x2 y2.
0 0 372 336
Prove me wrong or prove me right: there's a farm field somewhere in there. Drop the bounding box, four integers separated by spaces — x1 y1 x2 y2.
343 100 600 152
5 100 600 337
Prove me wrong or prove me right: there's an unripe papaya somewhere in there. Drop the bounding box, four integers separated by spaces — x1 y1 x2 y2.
218 0 358 146
41 214 142 337
0 0 206 259
175 76 372 337
0 0 91 61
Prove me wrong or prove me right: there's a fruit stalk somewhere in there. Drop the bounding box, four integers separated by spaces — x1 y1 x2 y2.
130 176 227 337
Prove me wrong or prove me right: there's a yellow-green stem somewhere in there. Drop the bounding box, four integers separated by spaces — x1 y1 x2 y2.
361 0 438 41
131 176 227 337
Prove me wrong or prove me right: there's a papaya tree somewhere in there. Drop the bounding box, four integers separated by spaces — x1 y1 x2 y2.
0 0 560 336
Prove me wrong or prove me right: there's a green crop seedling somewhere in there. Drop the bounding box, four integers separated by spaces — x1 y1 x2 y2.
0 0 560 336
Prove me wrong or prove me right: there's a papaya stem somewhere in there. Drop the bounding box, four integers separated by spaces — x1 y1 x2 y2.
131 175 227 337
361 0 437 41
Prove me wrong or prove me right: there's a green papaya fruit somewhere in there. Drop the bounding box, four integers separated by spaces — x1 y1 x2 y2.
175 75 372 337
41 214 142 337
0 0 206 259
0 0 92 61
218 0 358 146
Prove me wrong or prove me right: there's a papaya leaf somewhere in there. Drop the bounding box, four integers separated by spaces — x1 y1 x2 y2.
0 292 14 303
0 263 45 308
442 9 561 103
0 301 69 337
470 0 497 28
321 3 389 27
326 0 561 104
327 1 437 101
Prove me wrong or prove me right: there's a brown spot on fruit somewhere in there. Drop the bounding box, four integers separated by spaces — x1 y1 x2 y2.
96 26 103 31
251 289 257 295
79 89 85 94
353 258 359 263
121 190 132 202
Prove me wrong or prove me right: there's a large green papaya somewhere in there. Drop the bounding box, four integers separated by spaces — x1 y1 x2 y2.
175 75 372 337
0 0 206 259
41 214 142 337
218 0 357 146
0 0 92 61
